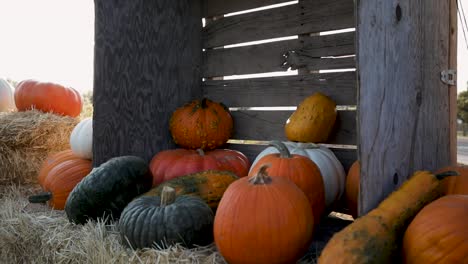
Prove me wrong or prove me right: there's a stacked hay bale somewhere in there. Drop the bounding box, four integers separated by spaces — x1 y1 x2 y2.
0 110 78 185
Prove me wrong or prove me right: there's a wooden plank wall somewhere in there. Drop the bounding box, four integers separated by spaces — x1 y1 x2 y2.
357 0 455 215
93 0 202 166
202 0 357 171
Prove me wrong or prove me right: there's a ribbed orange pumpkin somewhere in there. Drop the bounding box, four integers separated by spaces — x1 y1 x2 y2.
38 150 81 186
437 166 468 195
29 158 92 210
345 161 360 218
169 98 233 150
249 140 325 223
402 195 468 263
214 165 314 264
15 79 82 117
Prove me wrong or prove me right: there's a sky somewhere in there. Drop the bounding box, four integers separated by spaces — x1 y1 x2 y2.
0 1 468 95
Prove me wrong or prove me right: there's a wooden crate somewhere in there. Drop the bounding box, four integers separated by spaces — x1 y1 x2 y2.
93 0 457 216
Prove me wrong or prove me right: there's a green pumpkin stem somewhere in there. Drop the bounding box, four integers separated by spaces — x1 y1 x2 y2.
160 186 177 206
28 192 52 203
435 170 459 180
269 140 292 158
249 164 273 185
196 149 205 156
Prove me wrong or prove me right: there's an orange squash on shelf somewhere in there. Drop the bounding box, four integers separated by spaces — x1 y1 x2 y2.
437 165 468 195
345 160 360 218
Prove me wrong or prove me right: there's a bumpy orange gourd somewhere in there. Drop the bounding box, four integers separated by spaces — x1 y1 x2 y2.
38 150 81 186
437 165 468 195
214 165 314 264
345 161 360 218
403 195 468 263
29 158 92 210
285 92 337 143
249 140 325 223
15 79 82 117
318 170 458 264
169 98 233 150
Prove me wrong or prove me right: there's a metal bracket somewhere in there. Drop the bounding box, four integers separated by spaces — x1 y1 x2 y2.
441 70 456 85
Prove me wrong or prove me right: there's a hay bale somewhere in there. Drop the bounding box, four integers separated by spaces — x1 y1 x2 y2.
0 110 79 185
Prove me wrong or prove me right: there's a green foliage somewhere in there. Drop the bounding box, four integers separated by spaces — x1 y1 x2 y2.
80 90 93 120
458 90 468 123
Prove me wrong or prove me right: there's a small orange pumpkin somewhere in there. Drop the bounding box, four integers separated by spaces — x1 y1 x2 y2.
249 140 325 223
169 98 233 150
29 158 92 210
344 160 360 218
402 195 468 263
38 150 81 186
214 164 314 264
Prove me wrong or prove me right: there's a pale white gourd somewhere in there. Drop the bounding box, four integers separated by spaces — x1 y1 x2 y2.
0 78 16 112
70 118 93 159
250 141 345 208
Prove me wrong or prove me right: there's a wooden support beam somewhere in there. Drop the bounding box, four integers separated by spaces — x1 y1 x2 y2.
93 0 202 166
357 0 455 215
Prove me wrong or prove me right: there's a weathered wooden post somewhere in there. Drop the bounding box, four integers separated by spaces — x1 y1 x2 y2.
357 0 457 215
93 0 202 166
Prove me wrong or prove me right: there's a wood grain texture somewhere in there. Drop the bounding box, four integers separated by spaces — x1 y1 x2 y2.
203 0 354 48
357 0 452 215
203 32 355 77
284 55 355 71
228 142 357 172
230 110 356 145
449 0 457 164
202 0 292 17
93 0 202 166
203 72 357 106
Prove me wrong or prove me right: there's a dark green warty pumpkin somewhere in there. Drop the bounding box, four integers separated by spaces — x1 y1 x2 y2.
65 156 152 224
119 186 214 249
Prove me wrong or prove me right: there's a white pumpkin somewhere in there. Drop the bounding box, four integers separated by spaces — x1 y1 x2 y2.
250 141 346 208
70 118 93 159
0 78 16 112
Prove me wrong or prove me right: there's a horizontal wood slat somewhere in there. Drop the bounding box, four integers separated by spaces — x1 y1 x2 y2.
203 0 292 18
203 0 355 48
228 143 357 172
203 32 355 77
231 110 356 145
285 55 355 71
203 72 357 106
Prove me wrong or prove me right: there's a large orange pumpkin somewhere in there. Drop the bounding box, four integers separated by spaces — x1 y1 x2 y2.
149 148 249 187
345 160 360 218
38 150 82 186
214 165 314 264
249 140 325 223
402 195 468 263
14 79 82 117
169 98 233 150
437 165 468 195
29 158 92 210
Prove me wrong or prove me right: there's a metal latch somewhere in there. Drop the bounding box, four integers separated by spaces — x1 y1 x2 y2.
441 70 456 85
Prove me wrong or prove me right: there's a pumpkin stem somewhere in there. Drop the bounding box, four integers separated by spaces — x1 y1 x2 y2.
160 186 177 206
435 170 459 180
196 149 205 156
200 98 209 108
28 192 52 204
269 140 292 158
249 164 273 185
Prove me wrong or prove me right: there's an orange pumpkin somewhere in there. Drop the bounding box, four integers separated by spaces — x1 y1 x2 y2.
169 98 233 150
437 165 468 195
402 195 468 263
214 165 314 264
29 158 92 210
249 140 325 223
345 160 360 218
38 150 80 186
14 79 82 117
